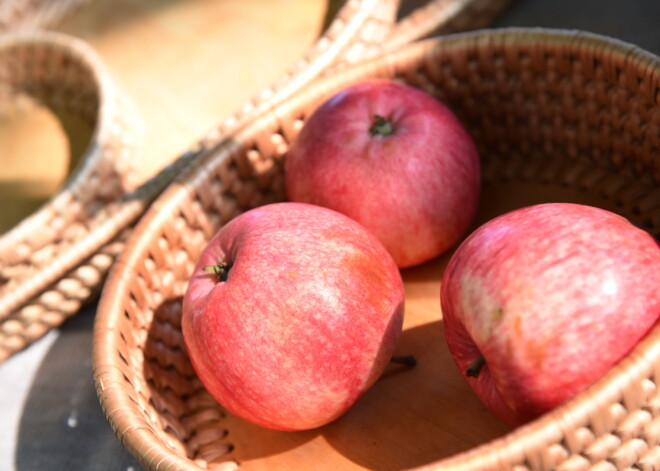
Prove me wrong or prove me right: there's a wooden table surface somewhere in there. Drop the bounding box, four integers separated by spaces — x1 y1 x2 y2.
1 1 660 470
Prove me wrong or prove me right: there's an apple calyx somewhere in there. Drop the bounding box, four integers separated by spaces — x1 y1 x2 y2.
203 262 231 282
390 355 417 367
466 356 486 378
369 115 394 137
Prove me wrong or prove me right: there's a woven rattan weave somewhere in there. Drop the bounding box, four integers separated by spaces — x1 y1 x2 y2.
93 28 660 471
0 31 142 360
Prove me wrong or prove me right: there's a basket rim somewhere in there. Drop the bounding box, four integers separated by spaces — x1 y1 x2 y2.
93 26 660 471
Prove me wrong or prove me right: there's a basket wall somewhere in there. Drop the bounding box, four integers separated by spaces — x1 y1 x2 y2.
94 28 660 471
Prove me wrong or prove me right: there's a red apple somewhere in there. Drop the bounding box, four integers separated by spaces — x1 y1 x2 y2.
440 203 660 427
182 202 405 431
284 79 480 268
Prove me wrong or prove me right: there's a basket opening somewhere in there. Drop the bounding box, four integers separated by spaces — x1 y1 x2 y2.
96 29 660 471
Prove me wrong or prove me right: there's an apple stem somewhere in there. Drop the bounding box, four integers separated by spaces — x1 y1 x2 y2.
390 355 417 367
369 115 394 137
203 262 231 282
466 356 486 378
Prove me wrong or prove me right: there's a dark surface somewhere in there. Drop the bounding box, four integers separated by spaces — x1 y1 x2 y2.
2 1 659 470
493 0 660 54
13 305 139 470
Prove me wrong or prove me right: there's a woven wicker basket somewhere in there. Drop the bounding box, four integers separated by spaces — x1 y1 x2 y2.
93 28 660 471
0 0 513 362
0 30 142 358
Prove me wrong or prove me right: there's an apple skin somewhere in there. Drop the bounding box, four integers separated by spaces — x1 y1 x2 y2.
182 202 405 431
440 203 660 427
284 79 480 268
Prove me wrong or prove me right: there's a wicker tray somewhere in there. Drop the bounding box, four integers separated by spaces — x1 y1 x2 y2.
0 0 513 362
93 28 660 470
